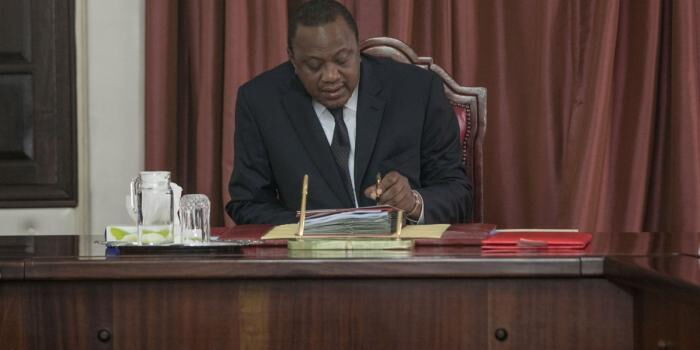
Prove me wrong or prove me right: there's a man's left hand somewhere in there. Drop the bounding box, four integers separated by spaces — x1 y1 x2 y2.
363 171 421 219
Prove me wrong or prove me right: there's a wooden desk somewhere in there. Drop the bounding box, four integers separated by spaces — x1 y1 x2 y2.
1 229 700 349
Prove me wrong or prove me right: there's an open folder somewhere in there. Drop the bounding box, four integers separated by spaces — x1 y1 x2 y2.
481 231 592 250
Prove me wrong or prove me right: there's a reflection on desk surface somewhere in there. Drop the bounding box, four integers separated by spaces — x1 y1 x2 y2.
2 229 700 261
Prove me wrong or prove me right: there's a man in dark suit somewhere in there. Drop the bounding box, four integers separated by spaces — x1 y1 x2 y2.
226 0 471 225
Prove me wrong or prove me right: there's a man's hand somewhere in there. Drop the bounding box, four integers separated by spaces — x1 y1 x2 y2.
363 171 422 220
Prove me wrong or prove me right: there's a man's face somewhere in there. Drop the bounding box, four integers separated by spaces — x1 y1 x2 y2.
289 16 360 109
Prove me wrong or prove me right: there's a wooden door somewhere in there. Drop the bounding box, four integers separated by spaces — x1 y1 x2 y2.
0 0 77 207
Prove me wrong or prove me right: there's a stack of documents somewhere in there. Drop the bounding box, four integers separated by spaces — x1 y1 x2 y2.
300 206 399 235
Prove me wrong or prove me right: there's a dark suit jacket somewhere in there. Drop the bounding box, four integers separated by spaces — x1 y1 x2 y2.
226 54 471 224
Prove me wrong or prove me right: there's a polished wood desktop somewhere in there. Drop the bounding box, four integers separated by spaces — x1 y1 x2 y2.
1 228 700 349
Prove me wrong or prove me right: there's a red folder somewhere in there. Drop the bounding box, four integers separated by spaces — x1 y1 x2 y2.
481 232 592 250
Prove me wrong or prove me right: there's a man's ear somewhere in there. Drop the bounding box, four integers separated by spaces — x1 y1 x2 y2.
287 48 297 70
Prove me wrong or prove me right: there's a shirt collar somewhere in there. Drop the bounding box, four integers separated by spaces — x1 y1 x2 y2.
312 79 359 116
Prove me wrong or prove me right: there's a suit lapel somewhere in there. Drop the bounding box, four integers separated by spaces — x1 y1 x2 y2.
282 75 354 207
354 59 386 204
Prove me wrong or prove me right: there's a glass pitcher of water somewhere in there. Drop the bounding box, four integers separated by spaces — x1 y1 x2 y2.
129 171 175 245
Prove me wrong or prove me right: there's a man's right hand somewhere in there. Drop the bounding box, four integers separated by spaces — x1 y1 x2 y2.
363 171 422 220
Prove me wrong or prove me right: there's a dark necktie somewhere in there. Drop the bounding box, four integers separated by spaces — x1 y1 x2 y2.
329 107 356 206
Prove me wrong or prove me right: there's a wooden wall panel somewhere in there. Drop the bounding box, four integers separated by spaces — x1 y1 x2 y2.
0 0 76 207
0 74 33 161
0 1 31 62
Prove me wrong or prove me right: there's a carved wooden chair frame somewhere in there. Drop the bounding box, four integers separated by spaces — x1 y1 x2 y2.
360 37 487 222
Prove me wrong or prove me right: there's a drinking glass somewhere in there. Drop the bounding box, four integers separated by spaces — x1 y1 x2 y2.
179 194 211 245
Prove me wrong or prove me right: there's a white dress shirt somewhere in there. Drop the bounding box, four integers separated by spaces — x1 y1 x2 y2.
312 84 360 207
